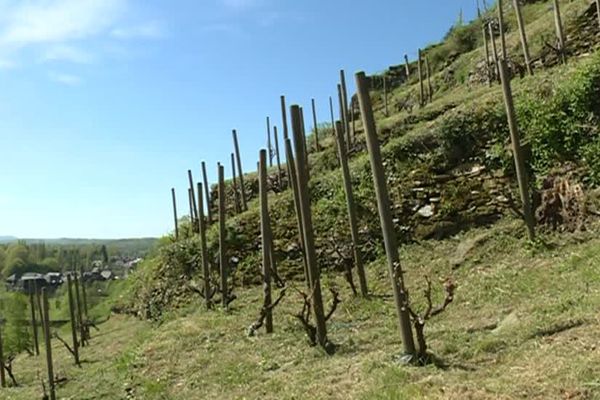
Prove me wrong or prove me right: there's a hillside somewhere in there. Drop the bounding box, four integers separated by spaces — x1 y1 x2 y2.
3 1 600 399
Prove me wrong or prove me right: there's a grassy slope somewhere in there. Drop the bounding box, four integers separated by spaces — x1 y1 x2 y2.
5 218 600 399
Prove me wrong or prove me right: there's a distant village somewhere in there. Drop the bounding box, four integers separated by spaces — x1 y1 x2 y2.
4 256 143 293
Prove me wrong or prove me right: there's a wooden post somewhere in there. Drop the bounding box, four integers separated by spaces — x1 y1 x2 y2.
383 76 389 116
281 95 292 190
311 98 320 152
273 126 283 190
187 170 198 221
404 54 410 78
489 22 501 82
329 96 335 128
218 164 229 308
42 288 56 400
280 95 289 141
36 284 44 334
300 107 311 183
337 84 347 152
596 0 600 30
477 0 482 19
29 282 40 356
201 161 213 225
340 70 351 148
66 276 80 365
231 153 241 214
259 149 274 333
0 322 6 387
425 56 433 103
197 182 211 309
351 98 356 141
188 188 194 231
80 272 89 320
80 269 89 340
513 0 533 76
232 130 247 211
497 0 507 60
418 49 424 107
499 60 535 240
299 107 309 166
355 71 416 357
483 24 493 86
74 274 86 346
171 188 179 239
285 138 310 287
267 117 273 167
334 121 368 297
290 105 328 349
552 0 566 64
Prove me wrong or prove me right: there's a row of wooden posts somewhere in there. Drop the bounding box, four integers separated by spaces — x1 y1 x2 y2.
0 274 92 400
387 0 583 113
169 50 535 356
164 0 585 356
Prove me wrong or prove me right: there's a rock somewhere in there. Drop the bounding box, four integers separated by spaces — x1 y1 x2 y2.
417 205 434 218
450 232 490 268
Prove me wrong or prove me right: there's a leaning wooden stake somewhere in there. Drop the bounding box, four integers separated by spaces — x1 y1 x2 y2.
499 60 535 240
280 95 289 141
187 170 198 221
218 164 229 308
497 0 507 59
0 322 5 387
81 271 90 340
299 107 310 174
340 70 351 147
418 49 425 107
513 0 533 75
425 56 433 102
259 149 274 333
273 126 283 189
351 98 356 140
552 0 566 64
311 98 320 152
29 285 40 356
329 96 335 128
232 130 247 211
285 138 310 287
42 288 56 400
80 272 89 321
489 22 501 82
201 161 213 225
404 54 410 78
334 120 368 297
483 24 493 86
66 276 80 366
337 84 347 151
171 188 179 239
267 117 273 167
231 153 241 214
197 182 211 309
355 71 416 357
74 274 86 346
291 105 329 350
35 284 44 333
188 189 195 232
596 0 600 30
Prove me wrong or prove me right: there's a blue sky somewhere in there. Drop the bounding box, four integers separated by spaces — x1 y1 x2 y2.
0 0 478 239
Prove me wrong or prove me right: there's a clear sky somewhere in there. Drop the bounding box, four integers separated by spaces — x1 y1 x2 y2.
0 0 478 239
